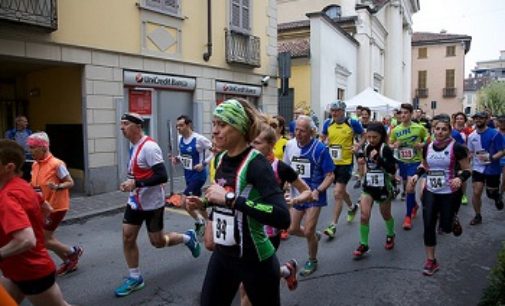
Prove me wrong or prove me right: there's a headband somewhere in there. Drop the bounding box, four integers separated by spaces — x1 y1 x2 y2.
213 99 250 135
121 113 144 125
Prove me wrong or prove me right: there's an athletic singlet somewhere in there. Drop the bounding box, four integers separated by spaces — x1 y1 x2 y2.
179 134 208 182
425 140 456 194
390 122 428 163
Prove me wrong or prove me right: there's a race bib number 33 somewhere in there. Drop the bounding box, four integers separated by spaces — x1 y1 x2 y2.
291 156 311 178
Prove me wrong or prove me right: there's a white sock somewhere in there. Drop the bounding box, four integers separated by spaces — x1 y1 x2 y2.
280 265 290 278
195 218 205 225
182 234 190 244
128 268 141 279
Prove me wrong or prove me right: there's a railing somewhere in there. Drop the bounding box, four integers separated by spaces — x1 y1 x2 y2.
415 88 428 98
225 30 261 68
0 0 57 31
443 87 457 97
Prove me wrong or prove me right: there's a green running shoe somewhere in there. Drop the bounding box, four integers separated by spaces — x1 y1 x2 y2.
299 259 318 277
461 195 468 205
323 224 336 239
347 203 359 223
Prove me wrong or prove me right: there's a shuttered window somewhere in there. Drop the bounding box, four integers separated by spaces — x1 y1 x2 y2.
446 46 456 57
230 0 251 34
446 69 455 88
418 71 427 89
418 47 427 59
145 0 180 15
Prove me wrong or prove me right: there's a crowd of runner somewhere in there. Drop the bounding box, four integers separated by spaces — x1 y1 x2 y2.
1 98 504 306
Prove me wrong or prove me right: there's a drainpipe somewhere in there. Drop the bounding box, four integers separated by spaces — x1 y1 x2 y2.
203 0 212 61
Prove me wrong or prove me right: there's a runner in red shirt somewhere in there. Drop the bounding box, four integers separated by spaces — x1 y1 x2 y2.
0 139 72 305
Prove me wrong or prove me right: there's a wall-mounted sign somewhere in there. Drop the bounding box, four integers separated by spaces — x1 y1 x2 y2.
124 71 196 91
129 89 152 115
216 81 262 97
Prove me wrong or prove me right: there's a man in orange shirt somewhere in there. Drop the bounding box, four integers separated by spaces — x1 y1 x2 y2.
27 132 83 276
0 284 17 306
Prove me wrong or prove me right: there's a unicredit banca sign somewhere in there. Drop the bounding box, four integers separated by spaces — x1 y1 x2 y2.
124 71 196 91
216 81 261 97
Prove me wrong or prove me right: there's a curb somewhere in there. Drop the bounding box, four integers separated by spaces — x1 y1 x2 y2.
62 204 125 225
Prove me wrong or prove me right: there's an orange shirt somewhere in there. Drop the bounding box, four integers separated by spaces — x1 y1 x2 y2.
0 284 17 306
30 154 70 211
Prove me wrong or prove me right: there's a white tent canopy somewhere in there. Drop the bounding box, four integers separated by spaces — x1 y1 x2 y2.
345 87 402 114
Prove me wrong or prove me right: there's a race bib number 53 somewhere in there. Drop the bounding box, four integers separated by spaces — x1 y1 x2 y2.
291 156 311 178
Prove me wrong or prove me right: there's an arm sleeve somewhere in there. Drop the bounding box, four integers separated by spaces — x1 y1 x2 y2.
135 162 168 187
376 146 397 175
234 155 290 230
278 160 298 183
351 119 364 135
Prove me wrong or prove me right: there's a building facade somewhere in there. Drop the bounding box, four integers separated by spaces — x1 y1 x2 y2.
277 0 419 122
0 0 279 195
411 31 472 116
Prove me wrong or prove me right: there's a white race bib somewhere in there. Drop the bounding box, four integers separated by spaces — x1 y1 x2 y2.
180 154 193 170
366 170 385 187
399 147 415 160
213 211 236 246
427 170 446 191
329 145 343 161
476 150 491 165
291 156 311 178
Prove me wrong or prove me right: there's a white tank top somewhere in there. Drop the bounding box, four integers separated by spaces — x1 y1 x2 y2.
425 140 455 194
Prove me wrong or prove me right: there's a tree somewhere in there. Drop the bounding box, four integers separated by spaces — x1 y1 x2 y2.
477 80 505 115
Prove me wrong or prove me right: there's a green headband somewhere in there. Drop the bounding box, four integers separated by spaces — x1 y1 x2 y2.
213 99 250 135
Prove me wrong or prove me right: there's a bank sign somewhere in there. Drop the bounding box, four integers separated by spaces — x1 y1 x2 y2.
124 71 196 91
216 81 262 97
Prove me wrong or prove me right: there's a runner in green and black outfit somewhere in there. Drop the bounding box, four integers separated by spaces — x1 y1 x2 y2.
187 98 290 306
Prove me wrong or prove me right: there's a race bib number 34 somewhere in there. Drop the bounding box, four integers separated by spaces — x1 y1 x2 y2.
213 211 236 246
291 156 311 178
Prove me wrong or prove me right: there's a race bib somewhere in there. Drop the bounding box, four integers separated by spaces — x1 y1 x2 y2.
476 150 491 165
329 145 343 161
366 170 385 187
399 147 415 160
291 156 311 178
427 170 446 191
213 211 236 246
180 154 193 170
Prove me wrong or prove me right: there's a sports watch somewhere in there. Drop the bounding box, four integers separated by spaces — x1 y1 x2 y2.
225 192 236 207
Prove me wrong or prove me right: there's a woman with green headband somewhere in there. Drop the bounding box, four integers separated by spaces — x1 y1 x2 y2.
187 98 290 306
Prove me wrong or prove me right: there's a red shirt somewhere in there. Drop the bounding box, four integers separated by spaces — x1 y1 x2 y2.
0 177 55 281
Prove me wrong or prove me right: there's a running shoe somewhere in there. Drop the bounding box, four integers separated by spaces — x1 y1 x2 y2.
284 259 298 291
347 203 359 223
393 187 400 199
495 199 504 210
385 235 395 250
185 229 201 258
411 204 419 219
461 194 468 205
353 179 361 189
299 260 317 277
452 216 462 237
402 216 412 230
470 214 482 226
315 230 322 241
57 245 84 276
353 244 369 259
400 192 406 201
423 259 439 276
195 222 205 238
280 229 289 240
114 276 145 297
323 224 336 239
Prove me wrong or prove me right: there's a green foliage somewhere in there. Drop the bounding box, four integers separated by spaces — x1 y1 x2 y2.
479 242 505 306
477 81 505 115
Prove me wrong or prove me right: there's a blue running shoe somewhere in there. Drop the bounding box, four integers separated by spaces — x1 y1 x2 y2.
114 276 145 297
185 229 201 258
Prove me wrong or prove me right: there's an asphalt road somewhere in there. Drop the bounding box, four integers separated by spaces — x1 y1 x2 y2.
21 184 505 306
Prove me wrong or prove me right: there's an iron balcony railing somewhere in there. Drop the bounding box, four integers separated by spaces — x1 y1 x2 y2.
443 87 457 97
0 0 57 31
225 30 261 68
415 88 429 98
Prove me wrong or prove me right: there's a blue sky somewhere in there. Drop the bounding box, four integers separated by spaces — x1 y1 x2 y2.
412 0 505 75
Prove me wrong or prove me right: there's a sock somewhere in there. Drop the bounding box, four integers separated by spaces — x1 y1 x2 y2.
164 234 170 247
69 246 76 254
406 193 416 216
385 218 395 237
128 268 141 279
280 265 290 278
359 224 369 246
196 218 205 225
182 234 190 244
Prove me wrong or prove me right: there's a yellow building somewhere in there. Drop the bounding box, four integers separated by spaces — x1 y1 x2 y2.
411 31 472 116
0 0 279 194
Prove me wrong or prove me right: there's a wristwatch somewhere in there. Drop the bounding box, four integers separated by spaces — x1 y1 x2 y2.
225 192 236 207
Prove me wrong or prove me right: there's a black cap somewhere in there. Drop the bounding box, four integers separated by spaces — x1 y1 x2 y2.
472 111 489 118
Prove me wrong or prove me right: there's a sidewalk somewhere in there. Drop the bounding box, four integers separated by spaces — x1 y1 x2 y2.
63 176 188 224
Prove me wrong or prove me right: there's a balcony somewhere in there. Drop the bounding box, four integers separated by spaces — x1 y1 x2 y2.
225 30 261 68
415 88 428 98
0 0 57 31
443 87 457 97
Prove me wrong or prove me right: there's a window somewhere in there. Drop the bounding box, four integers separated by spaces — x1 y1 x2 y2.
337 88 345 100
445 69 455 88
144 0 180 16
418 47 427 59
446 46 456 57
418 71 427 88
230 0 251 34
